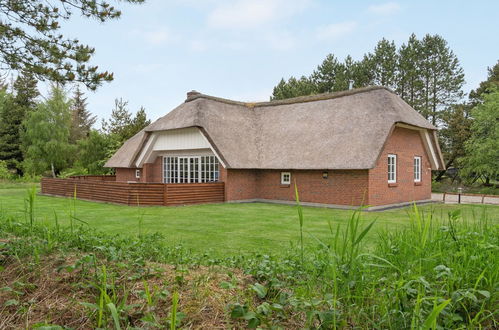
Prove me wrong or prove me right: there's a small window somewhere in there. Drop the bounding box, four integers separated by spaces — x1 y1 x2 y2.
281 172 291 185
414 156 421 182
387 154 397 183
135 169 141 179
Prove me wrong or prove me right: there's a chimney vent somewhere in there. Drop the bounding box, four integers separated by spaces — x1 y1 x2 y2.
186 90 201 101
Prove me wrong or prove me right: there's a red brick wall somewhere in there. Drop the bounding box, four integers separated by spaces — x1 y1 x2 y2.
254 170 368 205
143 156 163 183
221 168 368 206
220 166 257 201
368 127 432 206
115 168 139 182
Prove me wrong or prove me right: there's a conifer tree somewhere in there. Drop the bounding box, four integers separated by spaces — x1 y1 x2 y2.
70 86 96 143
364 38 398 89
0 0 143 89
397 34 423 111
469 60 499 105
0 71 39 174
418 34 465 125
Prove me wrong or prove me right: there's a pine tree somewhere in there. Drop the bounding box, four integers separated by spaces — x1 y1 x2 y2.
365 38 398 89
0 0 143 90
101 98 151 143
70 86 97 143
311 54 350 93
469 60 499 105
397 34 423 111
0 71 39 174
271 76 316 100
418 34 465 125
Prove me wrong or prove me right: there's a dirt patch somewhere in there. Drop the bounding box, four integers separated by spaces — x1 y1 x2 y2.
0 253 254 329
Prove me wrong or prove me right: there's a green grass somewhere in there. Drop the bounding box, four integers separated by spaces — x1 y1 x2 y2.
0 183 498 256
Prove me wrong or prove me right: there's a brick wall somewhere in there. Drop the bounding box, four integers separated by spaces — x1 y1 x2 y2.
115 168 139 182
115 126 433 207
367 127 432 206
220 166 257 201
143 156 163 183
254 170 368 205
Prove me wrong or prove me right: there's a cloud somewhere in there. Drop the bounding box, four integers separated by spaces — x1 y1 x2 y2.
143 28 172 45
367 2 401 15
207 0 310 29
316 21 357 40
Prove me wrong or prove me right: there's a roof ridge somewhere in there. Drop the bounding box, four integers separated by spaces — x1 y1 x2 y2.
184 86 393 108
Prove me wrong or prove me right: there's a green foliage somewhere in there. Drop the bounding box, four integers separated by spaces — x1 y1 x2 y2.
418 34 465 125
0 198 497 329
271 33 465 126
460 89 499 182
364 38 399 89
0 0 144 90
102 99 151 143
74 130 113 174
0 71 39 174
69 86 96 143
0 160 12 180
469 60 499 104
21 85 73 177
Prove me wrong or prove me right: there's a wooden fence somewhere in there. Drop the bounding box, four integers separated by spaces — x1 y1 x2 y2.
41 177 225 206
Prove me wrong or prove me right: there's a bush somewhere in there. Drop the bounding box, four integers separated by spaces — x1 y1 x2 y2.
0 160 12 180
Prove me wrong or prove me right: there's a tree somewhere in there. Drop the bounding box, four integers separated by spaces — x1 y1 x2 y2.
69 86 96 143
101 98 151 143
460 89 499 184
364 38 398 89
469 60 499 105
271 76 317 100
0 0 144 90
436 103 473 181
0 71 39 173
22 85 73 177
418 34 465 125
311 54 349 93
396 34 423 110
75 130 112 174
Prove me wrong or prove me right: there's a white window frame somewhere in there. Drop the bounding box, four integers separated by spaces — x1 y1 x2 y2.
414 156 422 182
135 169 141 179
281 172 291 185
388 154 397 183
163 155 219 183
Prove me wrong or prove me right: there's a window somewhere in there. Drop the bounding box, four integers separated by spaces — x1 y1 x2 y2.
135 169 141 179
414 156 421 182
387 154 397 183
281 172 291 185
163 156 219 183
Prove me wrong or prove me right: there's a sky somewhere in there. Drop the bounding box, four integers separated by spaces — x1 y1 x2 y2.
51 0 499 124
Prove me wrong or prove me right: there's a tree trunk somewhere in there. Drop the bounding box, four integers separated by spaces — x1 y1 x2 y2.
51 162 56 178
434 156 455 182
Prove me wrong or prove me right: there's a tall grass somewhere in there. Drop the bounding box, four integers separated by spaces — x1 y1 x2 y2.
0 189 497 329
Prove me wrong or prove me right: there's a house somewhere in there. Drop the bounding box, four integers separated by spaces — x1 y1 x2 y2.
104 86 445 210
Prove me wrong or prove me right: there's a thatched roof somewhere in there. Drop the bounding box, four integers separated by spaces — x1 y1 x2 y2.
105 86 443 170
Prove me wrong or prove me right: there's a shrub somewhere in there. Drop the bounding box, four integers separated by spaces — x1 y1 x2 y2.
0 160 12 180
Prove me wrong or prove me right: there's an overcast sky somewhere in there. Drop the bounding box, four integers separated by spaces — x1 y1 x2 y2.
51 0 499 125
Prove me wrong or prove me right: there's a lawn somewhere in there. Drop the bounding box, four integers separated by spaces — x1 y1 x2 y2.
1 183 498 256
